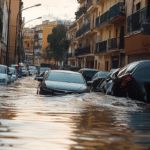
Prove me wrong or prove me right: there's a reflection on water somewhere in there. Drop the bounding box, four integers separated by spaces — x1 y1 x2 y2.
0 76 149 150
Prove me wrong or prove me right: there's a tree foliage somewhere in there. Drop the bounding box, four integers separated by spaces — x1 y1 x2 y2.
46 24 70 63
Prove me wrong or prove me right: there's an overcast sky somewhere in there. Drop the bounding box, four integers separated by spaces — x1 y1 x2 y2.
22 0 79 28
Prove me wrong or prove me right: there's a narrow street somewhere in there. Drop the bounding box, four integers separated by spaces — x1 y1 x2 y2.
0 76 150 150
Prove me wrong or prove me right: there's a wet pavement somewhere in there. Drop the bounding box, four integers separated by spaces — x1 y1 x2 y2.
0 76 150 150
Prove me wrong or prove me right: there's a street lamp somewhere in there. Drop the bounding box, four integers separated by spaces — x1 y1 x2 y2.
15 3 42 66
23 17 42 26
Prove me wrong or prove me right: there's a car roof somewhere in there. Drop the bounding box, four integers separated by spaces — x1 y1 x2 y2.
49 70 81 75
79 68 100 71
0 65 7 68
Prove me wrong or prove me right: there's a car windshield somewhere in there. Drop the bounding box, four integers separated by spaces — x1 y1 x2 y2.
0 66 6 74
47 72 85 84
9 68 15 74
29 66 36 70
40 67 50 71
98 72 109 77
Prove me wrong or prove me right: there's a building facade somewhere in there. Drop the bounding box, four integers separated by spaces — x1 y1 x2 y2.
0 0 8 65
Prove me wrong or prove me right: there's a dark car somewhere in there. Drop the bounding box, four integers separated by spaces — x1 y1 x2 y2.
40 67 51 74
87 71 110 91
78 68 100 82
37 70 88 95
99 68 120 93
112 60 150 103
35 71 49 81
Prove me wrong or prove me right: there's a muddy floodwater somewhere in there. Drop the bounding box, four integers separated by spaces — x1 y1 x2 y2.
0 76 150 150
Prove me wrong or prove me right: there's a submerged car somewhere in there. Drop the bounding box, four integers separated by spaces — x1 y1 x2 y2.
39 67 51 74
87 71 110 91
99 68 120 93
112 60 150 103
0 65 11 85
9 67 18 82
22 67 29 76
78 68 100 82
37 70 89 94
29 66 36 75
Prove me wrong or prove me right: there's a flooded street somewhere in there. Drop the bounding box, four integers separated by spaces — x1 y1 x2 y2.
0 76 150 150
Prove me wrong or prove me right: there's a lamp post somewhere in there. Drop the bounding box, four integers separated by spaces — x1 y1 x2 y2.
16 3 41 65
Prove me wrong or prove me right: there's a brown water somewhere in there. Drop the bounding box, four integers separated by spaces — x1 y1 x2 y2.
0 76 150 150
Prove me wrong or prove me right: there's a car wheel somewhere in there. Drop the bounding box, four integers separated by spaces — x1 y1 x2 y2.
39 87 45 95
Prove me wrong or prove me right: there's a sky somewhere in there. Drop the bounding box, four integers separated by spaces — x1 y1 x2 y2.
22 0 79 28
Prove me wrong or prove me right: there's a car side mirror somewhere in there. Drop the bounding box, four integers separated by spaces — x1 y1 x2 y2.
37 77 43 82
87 81 92 86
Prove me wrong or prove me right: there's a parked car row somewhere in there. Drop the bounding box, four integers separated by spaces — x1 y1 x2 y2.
84 60 150 103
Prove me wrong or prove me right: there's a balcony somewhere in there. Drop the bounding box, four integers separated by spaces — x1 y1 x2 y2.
69 23 77 30
95 40 107 54
95 2 125 28
75 45 90 56
95 37 124 54
87 0 97 11
75 6 87 20
127 5 147 33
108 37 118 51
76 22 90 38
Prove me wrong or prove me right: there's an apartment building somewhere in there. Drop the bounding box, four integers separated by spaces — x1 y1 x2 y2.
68 0 126 71
0 0 8 65
6 0 23 65
125 0 150 63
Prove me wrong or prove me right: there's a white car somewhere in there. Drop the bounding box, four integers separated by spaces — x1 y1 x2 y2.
22 67 29 76
29 66 36 76
0 65 11 86
9 67 18 82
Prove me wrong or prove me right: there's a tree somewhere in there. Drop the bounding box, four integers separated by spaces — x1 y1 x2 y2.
46 24 70 68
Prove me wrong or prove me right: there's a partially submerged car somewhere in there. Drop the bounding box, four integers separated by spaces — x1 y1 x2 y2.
0 65 11 85
29 66 36 76
99 68 120 93
22 67 29 76
112 60 150 103
87 71 110 91
9 67 18 82
39 67 51 74
37 70 89 94
78 68 100 82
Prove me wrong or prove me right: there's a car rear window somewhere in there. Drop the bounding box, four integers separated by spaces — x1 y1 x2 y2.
98 72 109 77
47 72 85 84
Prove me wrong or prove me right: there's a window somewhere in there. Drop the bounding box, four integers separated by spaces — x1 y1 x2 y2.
105 61 109 71
136 2 141 11
116 29 118 37
109 31 111 39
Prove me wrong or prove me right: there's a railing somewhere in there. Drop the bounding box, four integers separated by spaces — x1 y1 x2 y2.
95 40 107 54
75 45 90 56
87 0 97 10
69 23 77 30
75 6 87 20
95 37 124 54
76 22 90 38
127 5 147 33
95 2 125 28
108 37 118 51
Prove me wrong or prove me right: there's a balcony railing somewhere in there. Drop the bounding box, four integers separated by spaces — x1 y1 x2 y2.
95 40 107 54
108 37 118 51
87 0 97 10
75 6 87 20
96 2 125 28
95 37 124 54
69 23 77 30
75 45 90 56
76 22 90 38
127 5 147 33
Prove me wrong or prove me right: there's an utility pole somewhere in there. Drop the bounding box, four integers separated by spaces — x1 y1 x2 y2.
6 0 11 66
